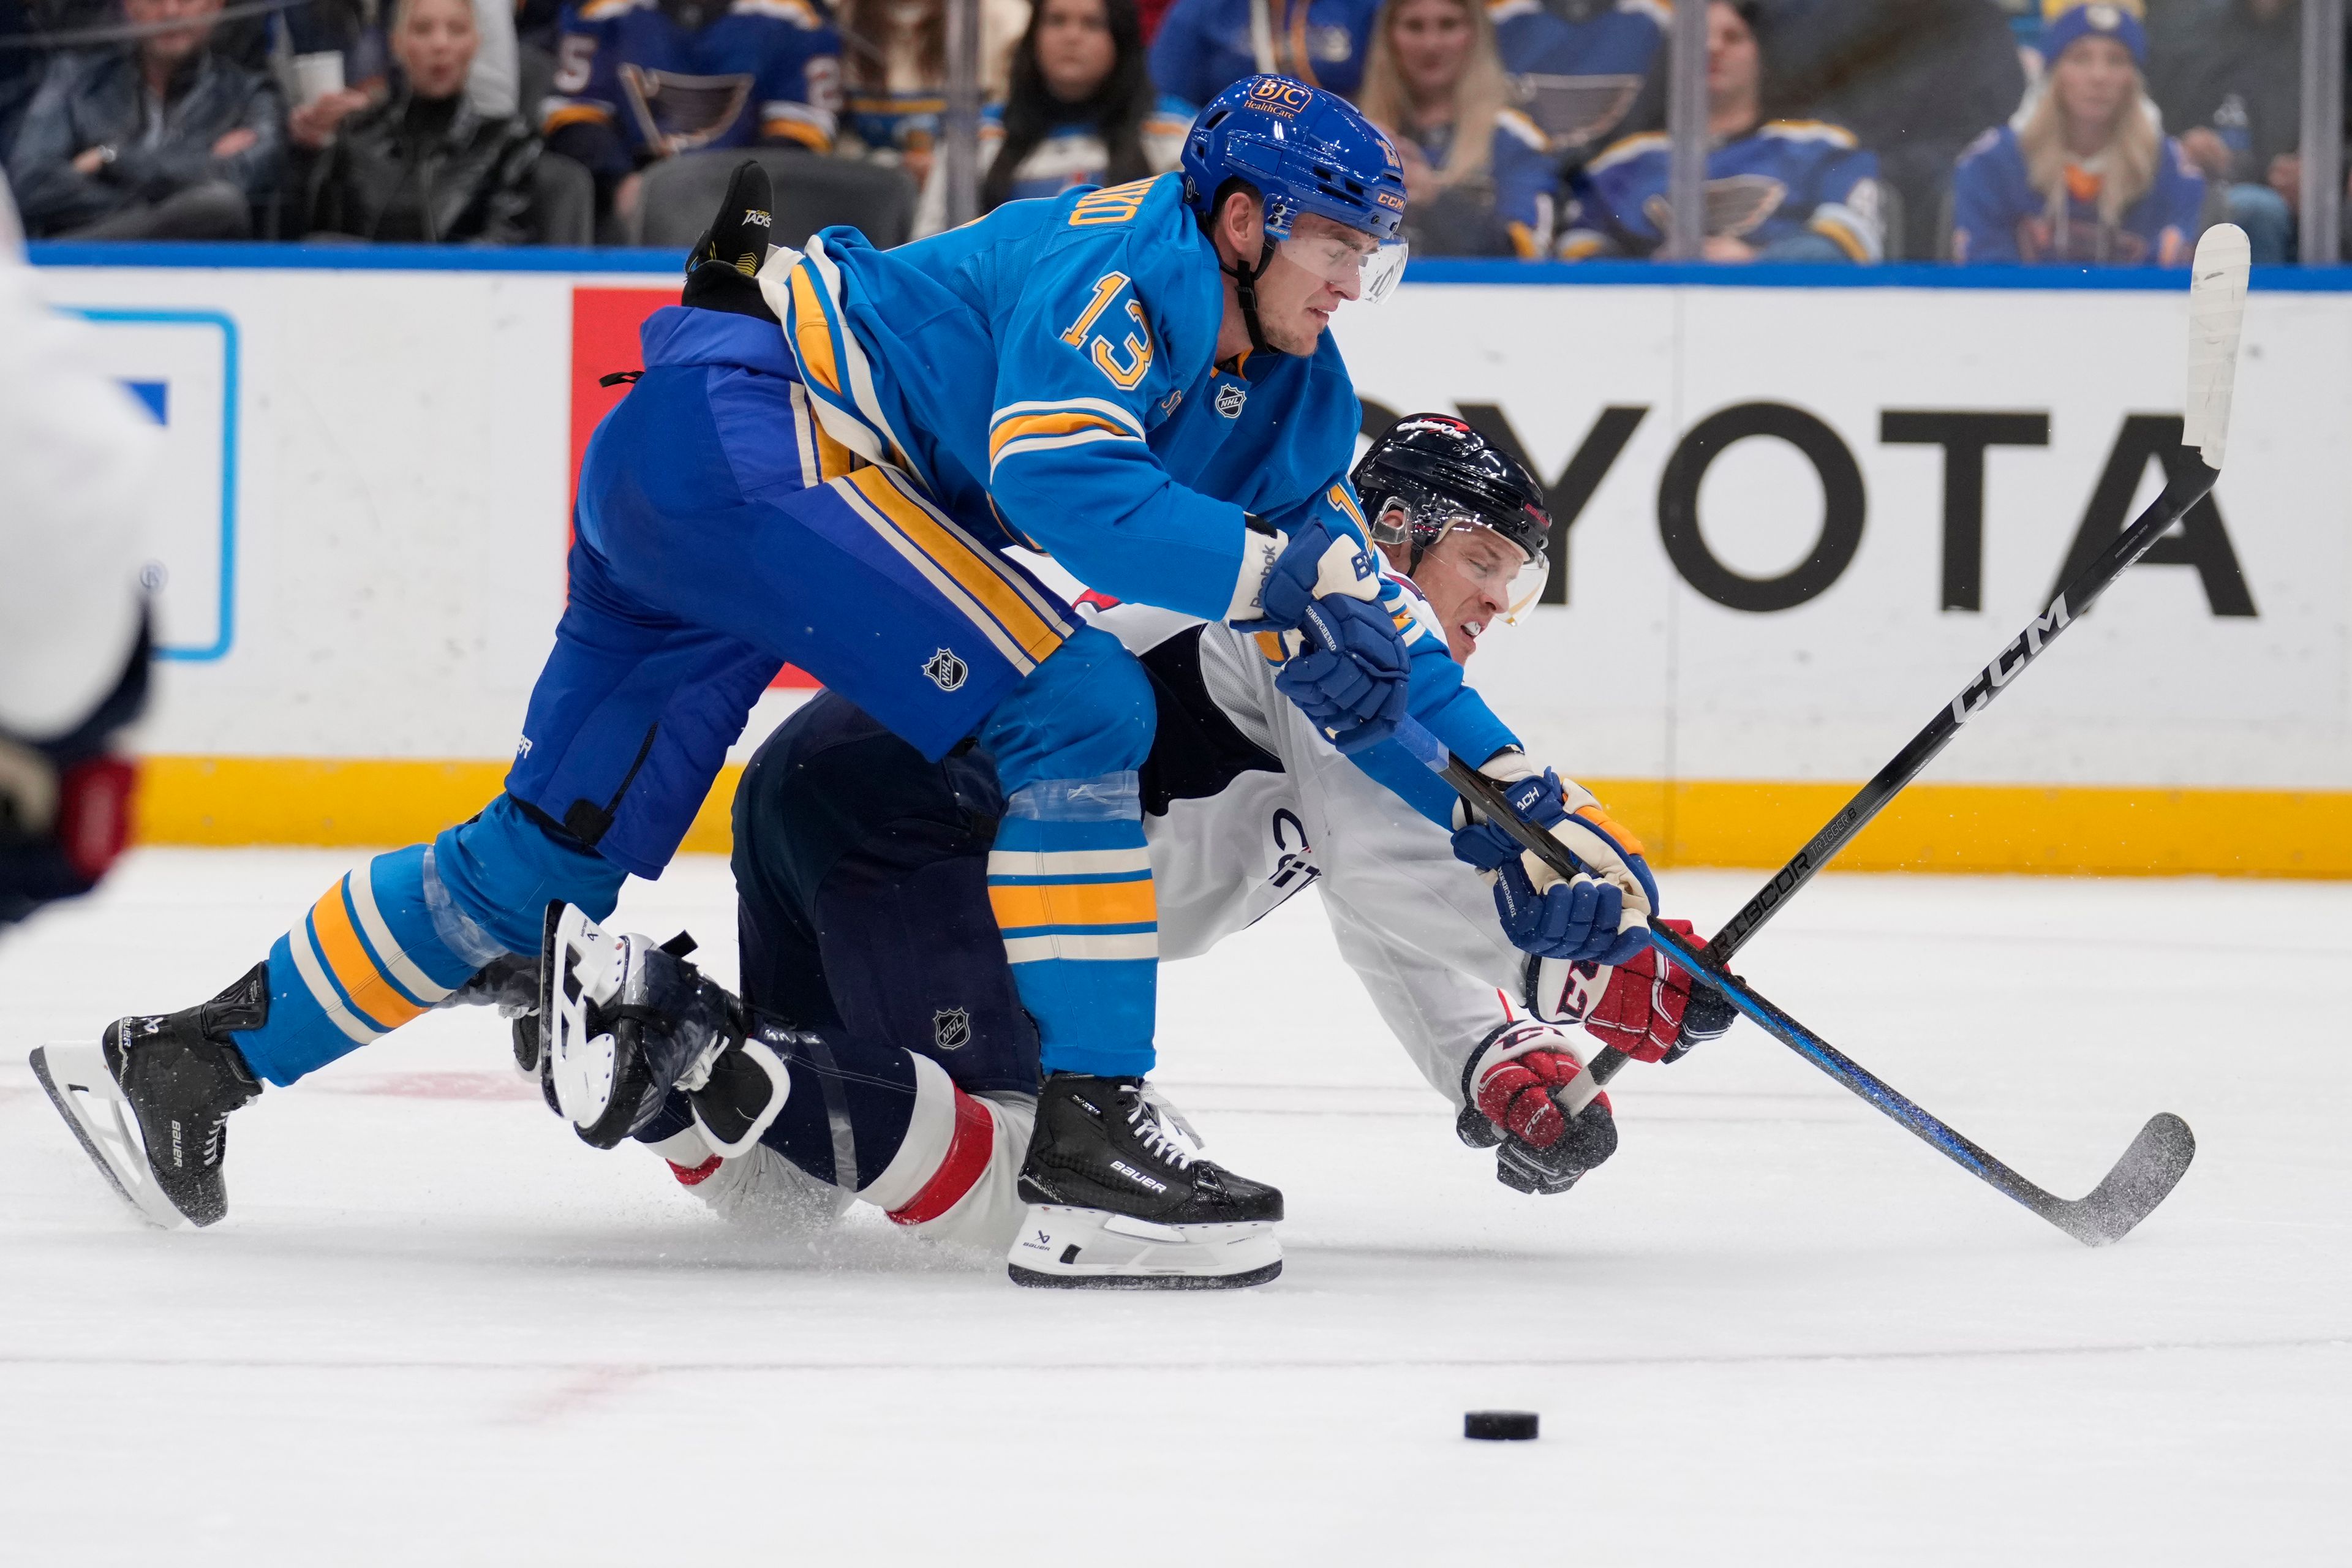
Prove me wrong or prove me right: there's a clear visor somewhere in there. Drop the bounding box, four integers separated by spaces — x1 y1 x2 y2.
1275 233 1411 304
1380 502 1550 625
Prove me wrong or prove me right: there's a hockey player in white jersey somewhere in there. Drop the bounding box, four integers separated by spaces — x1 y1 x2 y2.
541 415 1733 1284
0 172 151 933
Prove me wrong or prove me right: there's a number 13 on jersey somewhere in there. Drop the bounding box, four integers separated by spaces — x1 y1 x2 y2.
1059 272 1153 391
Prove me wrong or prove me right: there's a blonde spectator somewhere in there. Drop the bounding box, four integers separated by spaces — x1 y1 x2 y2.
1357 0 1555 256
1951 0 2205 265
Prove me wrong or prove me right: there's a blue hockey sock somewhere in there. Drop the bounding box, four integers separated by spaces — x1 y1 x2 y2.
986 775 1157 1079
229 797 627 1087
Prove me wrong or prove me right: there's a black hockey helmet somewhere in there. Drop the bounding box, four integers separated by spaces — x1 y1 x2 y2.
1354 413 1551 621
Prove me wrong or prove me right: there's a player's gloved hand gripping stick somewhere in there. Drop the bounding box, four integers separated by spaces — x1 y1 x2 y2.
1390 222 2251 1245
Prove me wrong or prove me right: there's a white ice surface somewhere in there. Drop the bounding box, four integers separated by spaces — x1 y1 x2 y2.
2 851 2347 1565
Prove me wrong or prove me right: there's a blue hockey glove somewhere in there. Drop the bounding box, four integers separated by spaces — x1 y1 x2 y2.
1236 518 1411 755
1451 761 1658 967
1273 595 1411 753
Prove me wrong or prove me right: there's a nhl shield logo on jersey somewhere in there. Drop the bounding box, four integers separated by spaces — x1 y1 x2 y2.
923 647 969 692
932 1007 971 1051
1214 382 1248 419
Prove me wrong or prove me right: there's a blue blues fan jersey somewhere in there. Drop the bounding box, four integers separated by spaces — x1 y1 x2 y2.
1397 108 1558 258
1951 124 2206 266
772 169 1515 773
1560 119 1882 260
543 0 841 172
1487 0 1663 161
1148 0 1381 110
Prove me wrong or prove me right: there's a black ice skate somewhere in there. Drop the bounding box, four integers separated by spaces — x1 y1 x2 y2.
538 903 790 1153
29 963 267 1229
1007 1074 1283 1289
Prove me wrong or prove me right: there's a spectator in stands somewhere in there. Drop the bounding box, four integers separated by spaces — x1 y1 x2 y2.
911 0 1186 236
2151 0 2301 263
1484 0 1664 170
1148 0 1380 110
1951 0 2204 265
295 0 540 242
7 0 284 237
1358 0 1556 255
1559 0 1880 262
1754 0 2025 260
541 0 842 228
835 0 1027 186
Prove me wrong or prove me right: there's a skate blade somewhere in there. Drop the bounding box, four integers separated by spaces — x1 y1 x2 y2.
28 1044 187 1230
541 904 625 1136
1006 1205 1281 1290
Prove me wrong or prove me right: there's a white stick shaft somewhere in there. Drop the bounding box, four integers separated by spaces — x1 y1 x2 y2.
2184 223 2251 470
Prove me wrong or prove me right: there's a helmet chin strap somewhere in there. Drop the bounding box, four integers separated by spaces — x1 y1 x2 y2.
1226 234 1280 359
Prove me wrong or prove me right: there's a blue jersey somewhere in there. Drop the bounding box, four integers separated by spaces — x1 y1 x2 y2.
1951 124 2205 267
1487 0 1664 162
1561 119 1882 260
543 0 841 174
1148 0 1381 110
914 96 1194 237
1398 108 1559 258
776 169 1515 774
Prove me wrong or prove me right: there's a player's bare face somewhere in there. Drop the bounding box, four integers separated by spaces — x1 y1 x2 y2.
1389 0 1474 105
1415 524 1525 663
1255 215 1378 354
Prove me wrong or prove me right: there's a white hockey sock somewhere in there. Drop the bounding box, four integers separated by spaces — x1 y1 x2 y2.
852 1054 1034 1250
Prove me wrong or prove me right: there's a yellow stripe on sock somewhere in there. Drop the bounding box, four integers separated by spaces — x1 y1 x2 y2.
309 878 431 1030
987 877 1157 932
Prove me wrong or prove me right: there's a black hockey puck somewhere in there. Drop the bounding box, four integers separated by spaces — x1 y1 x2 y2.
1464 1411 1538 1441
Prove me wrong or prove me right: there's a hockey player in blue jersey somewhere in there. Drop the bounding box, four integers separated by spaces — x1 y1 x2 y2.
1558 0 1879 262
40 78 1658 1286
541 0 841 220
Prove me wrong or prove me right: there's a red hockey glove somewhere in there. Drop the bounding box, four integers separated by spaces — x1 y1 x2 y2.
1458 1020 1618 1194
1578 917 1738 1063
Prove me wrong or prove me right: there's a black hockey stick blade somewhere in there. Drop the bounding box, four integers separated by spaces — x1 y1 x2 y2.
1637 920 2195 1247
1384 737 2200 1247
2038 1112 2196 1247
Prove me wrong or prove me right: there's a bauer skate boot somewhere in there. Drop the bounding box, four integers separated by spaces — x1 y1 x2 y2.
537 903 790 1153
1007 1074 1283 1289
30 963 267 1228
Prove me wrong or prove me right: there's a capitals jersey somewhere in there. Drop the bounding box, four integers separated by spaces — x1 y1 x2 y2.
769 168 1517 810
1148 0 1381 110
543 0 841 175
1951 124 2206 267
1487 0 1664 162
1097 587 1583 1108
1561 119 1882 260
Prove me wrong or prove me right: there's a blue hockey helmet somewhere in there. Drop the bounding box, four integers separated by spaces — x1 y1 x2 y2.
1181 76 1408 353
1182 75 1408 246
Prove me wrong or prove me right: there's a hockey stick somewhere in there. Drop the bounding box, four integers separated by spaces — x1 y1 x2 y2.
1569 225 2250 1087
1393 716 2195 1246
